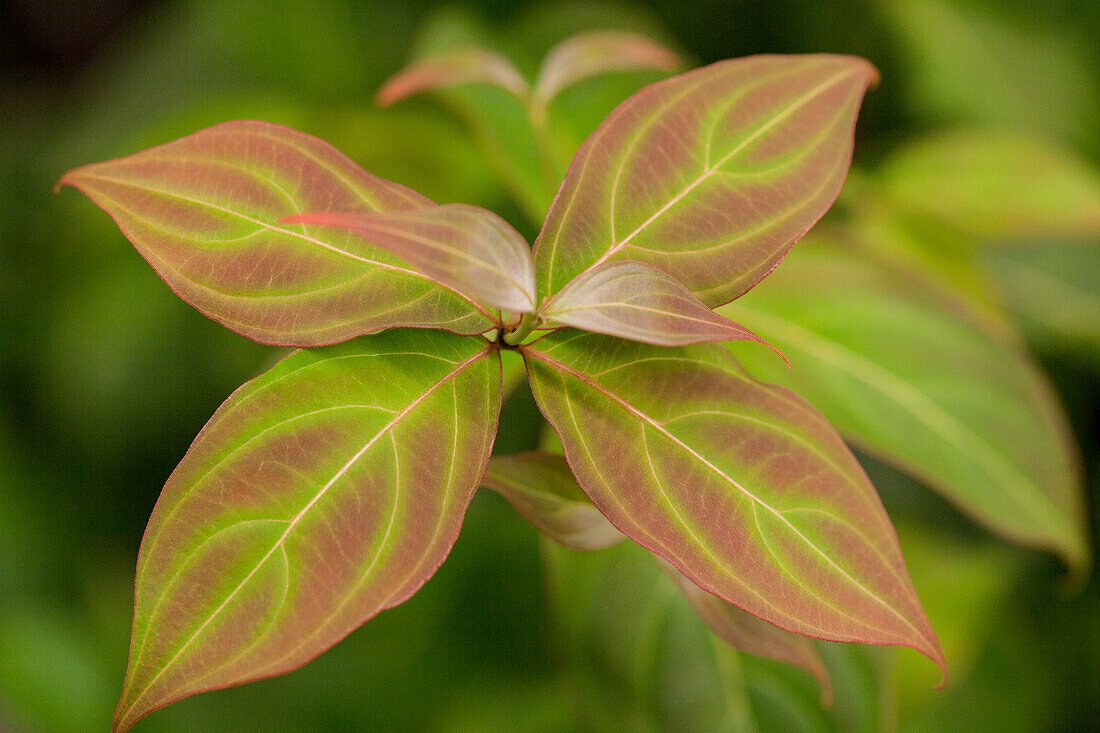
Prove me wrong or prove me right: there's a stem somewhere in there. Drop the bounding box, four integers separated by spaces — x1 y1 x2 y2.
503 313 536 345
527 96 564 202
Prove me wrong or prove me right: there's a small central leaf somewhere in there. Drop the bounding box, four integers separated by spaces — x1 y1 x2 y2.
541 259 784 353
284 204 538 314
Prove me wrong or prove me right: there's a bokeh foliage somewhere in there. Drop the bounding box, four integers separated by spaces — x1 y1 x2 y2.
1 0 1097 730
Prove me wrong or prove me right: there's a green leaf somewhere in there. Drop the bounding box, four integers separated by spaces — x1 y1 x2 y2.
540 260 782 351
877 129 1100 240
980 244 1100 359
877 0 1099 149
657 559 832 706
522 330 943 674
482 451 622 551
533 31 681 106
720 235 1089 571
544 539 759 733
58 121 494 346
375 47 529 106
533 54 878 305
112 330 501 732
283 204 537 314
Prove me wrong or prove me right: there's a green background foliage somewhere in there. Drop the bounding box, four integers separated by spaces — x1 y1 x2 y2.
2 0 1097 730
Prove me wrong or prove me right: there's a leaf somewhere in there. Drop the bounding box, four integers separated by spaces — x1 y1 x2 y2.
877 129 1100 240
657 559 833 705
720 235 1090 570
540 259 784 353
741 642 894 733
543 539 760 732
57 121 494 346
533 54 878 305
878 0 1098 148
482 451 623 551
533 31 680 105
522 330 944 675
283 204 537 313
375 47 529 106
980 243 1100 359
112 329 501 732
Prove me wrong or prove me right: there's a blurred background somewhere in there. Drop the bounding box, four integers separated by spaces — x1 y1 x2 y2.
1 0 1097 730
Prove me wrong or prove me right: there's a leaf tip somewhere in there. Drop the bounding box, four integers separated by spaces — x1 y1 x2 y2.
816 663 835 708
374 79 403 108
834 53 880 90
1056 537 1093 595
922 636 948 689
53 166 84 195
767 339 791 370
111 690 145 733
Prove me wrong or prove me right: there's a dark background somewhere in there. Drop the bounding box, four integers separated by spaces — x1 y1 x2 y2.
2 1 1097 730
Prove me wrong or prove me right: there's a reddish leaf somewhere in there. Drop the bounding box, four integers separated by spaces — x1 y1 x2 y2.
541 259 785 354
58 121 494 346
533 54 877 305
284 204 537 314
482 451 623 551
523 331 944 676
375 47 529 106
533 31 681 104
112 330 501 731
657 558 833 705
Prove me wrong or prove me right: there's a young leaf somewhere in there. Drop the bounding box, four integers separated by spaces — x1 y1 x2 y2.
283 204 537 313
533 54 878 305
112 330 501 732
533 31 681 105
375 47 530 106
482 451 623 551
656 558 832 705
57 121 494 346
721 235 1090 570
522 331 944 675
540 259 783 351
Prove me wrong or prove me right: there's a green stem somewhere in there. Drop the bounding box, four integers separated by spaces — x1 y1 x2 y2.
527 96 564 202
503 313 536 345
